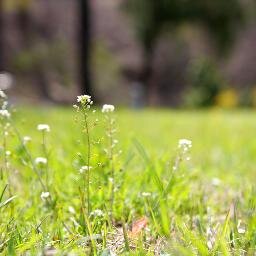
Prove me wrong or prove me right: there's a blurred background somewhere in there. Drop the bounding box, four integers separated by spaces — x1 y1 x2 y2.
0 0 256 108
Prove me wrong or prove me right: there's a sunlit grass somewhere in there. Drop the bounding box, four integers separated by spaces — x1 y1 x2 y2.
0 104 256 255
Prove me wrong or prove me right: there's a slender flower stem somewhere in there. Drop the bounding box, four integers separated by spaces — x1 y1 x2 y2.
108 116 115 219
2 129 12 197
102 104 116 222
42 131 49 189
3 132 7 173
82 108 91 215
12 124 48 192
85 115 91 215
75 95 94 226
0 127 4 180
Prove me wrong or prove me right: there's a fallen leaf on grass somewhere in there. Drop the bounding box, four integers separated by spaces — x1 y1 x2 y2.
129 217 148 238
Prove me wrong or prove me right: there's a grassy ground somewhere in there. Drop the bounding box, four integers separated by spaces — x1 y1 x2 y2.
0 105 256 255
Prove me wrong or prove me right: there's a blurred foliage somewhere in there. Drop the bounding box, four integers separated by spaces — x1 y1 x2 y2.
184 58 224 107
252 87 256 107
124 0 244 54
91 41 127 104
11 41 72 86
123 0 246 108
239 86 256 107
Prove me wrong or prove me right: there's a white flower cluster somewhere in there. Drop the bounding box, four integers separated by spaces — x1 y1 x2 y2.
1 100 7 110
37 124 50 132
211 177 221 186
0 73 13 90
77 95 93 106
102 104 115 113
23 136 31 144
35 157 47 165
178 139 192 152
79 165 92 174
90 209 104 217
141 192 151 197
68 206 76 214
0 90 6 98
41 191 50 201
0 89 10 119
5 151 11 157
0 109 10 118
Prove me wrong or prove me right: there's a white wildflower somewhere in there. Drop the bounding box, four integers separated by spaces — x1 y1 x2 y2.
211 178 221 186
102 104 115 113
37 124 50 132
41 191 50 201
178 139 192 148
0 73 13 90
0 109 10 118
73 104 79 110
90 209 104 217
5 151 11 156
141 192 151 197
77 95 92 105
79 165 92 174
35 157 47 165
23 136 31 144
1 101 8 109
0 90 6 98
68 206 76 214
237 227 246 234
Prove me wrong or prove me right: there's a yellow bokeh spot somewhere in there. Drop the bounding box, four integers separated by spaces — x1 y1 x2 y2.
215 89 239 108
3 0 31 12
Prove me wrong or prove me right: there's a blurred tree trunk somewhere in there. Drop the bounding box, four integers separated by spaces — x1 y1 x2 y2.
16 5 51 100
79 0 93 97
140 46 156 105
0 0 4 70
16 6 31 47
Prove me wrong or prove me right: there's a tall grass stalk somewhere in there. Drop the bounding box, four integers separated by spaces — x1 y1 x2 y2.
103 107 116 220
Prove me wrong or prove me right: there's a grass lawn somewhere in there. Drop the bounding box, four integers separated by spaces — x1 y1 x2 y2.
0 105 256 255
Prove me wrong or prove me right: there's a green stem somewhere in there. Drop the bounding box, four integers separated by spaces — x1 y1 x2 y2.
82 108 91 215
12 123 48 193
2 130 12 198
42 131 49 189
106 115 115 222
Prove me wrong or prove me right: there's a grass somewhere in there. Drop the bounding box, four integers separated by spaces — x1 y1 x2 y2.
0 104 256 255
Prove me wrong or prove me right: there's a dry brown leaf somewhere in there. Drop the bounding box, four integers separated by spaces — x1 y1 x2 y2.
129 217 148 238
